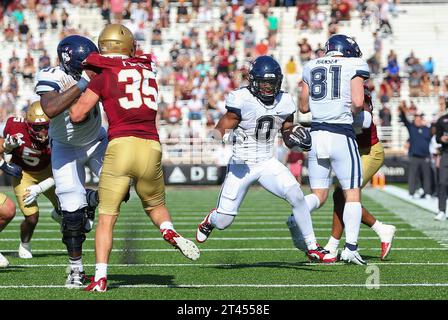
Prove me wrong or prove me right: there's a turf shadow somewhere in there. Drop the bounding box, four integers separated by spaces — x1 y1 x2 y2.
211 261 334 272
107 274 178 291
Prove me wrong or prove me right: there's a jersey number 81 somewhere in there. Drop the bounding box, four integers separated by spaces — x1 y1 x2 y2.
310 66 341 101
118 68 158 111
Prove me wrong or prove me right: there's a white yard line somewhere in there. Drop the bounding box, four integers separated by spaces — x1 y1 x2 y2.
0 283 448 289
0 236 435 241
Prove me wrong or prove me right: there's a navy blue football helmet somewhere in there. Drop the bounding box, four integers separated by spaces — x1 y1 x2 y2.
57 35 98 80
324 34 362 58
248 55 283 105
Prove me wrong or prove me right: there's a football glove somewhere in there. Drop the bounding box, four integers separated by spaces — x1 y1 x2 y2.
223 128 248 145
3 134 25 153
0 159 22 178
23 184 43 206
283 125 312 151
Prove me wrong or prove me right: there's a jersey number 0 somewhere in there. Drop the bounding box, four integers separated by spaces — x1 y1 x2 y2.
118 69 158 110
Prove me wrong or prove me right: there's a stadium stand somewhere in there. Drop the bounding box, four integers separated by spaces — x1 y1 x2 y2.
1 0 448 163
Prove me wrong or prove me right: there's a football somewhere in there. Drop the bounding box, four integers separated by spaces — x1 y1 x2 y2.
282 124 312 151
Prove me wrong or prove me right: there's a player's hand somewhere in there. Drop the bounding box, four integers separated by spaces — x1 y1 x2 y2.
224 128 248 145
3 134 24 153
60 73 77 92
23 184 43 206
441 135 448 143
80 70 92 83
0 159 22 178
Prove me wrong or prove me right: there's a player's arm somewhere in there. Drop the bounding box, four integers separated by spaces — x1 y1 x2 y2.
40 86 85 119
350 76 365 114
69 89 100 123
299 81 310 113
209 111 246 144
23 177 55 206
0 137 22 178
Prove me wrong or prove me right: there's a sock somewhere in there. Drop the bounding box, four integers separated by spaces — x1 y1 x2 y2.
69 256 83 272
371 220 383 234
305 194 320 213
326 236 340 252
160 221 174 232
209 209 219 228
291 198 317 251
342 202 362 247
95 263 108 281
21 242 31 251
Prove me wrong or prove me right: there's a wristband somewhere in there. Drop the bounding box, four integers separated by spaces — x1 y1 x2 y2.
76 78 89 92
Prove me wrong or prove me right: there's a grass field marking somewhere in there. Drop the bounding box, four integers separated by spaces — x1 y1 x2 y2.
365 189 448 248
1 283 448 289
1 247 446 253
8 262 448 268
0 236 435 241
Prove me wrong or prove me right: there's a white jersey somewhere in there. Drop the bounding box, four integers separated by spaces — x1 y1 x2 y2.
302 56 370 125
226 87 296 164
35 66 102 146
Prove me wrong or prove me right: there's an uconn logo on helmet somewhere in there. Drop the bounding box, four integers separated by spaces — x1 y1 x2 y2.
61 48 72 63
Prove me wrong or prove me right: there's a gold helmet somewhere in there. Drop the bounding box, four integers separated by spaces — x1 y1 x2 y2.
26 101 50 143
98 24 135 57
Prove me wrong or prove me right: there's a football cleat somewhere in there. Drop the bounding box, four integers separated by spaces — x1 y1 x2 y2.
85 277 107 292
340 247 367 265
196 209 216 243
434 211 447 221
286 214 308 252
306 246 337 263
18 243 33 259
0 252 9 268
376 223 396 260
162 229 200 261
65 267 88 289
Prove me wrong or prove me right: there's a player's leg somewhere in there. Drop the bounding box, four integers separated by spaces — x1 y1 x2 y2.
0 193 16 267
331 135 365 265
131 139 199 261
259 158 335 262
197 162 253 242
436 153 448 221
52 142 90 288
12 171 41 259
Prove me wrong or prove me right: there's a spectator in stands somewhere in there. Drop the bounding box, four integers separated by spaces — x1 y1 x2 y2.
18 18 30 43
379 104 392 126
379 0 392 35
314 43 325 58
258 0 270 18
22 52 35 81
298 38 312 64
423 57 434 75
50 8 58 29
110 0 124 23
8 51 20 76
187 94 204 121
379 78 393 103
244 0 256 14
421 73 431 97
254 39 269 57
177 0 190 23
243 25 256 57
399 105 432 199
38 50 51 70
61 8 69 28
4 23 15 42
285 56 297 92
433 75 441 96
409 71 422 97
36 5 47 31
163 101 182 125
151 21 162 45
267 10 278 48
101 1 111 23
327 17 339 36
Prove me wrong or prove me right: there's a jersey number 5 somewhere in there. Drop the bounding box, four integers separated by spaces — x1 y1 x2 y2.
310 66 341 101
118 69 158 110
22 147 41 167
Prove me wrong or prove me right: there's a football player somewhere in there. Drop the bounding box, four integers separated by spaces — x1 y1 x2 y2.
69 24 200 292
0 192 16 267
35 35 106 288
288 86 396 260
0 101 61 259
297 34 369 265
195 55 335 263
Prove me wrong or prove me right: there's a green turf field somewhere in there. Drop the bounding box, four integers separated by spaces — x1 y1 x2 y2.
0 186 447 300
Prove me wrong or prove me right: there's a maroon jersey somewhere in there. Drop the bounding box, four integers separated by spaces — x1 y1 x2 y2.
356 88 380 149
86 53 159 142
3 117 51 172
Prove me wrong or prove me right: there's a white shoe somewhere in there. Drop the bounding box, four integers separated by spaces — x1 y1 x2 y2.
65 267 88 289
435 211 447 221
18 243 33 259
286 215 308 252
0 252 9 267
376 224 396 260
340 247 367 265
323 244 339 259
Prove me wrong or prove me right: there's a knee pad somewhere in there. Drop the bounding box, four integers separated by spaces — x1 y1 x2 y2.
211 211 235 230
61 208 87 252
284 183 304 207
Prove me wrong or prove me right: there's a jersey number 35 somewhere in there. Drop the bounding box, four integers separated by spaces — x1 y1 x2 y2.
118 69 158 111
